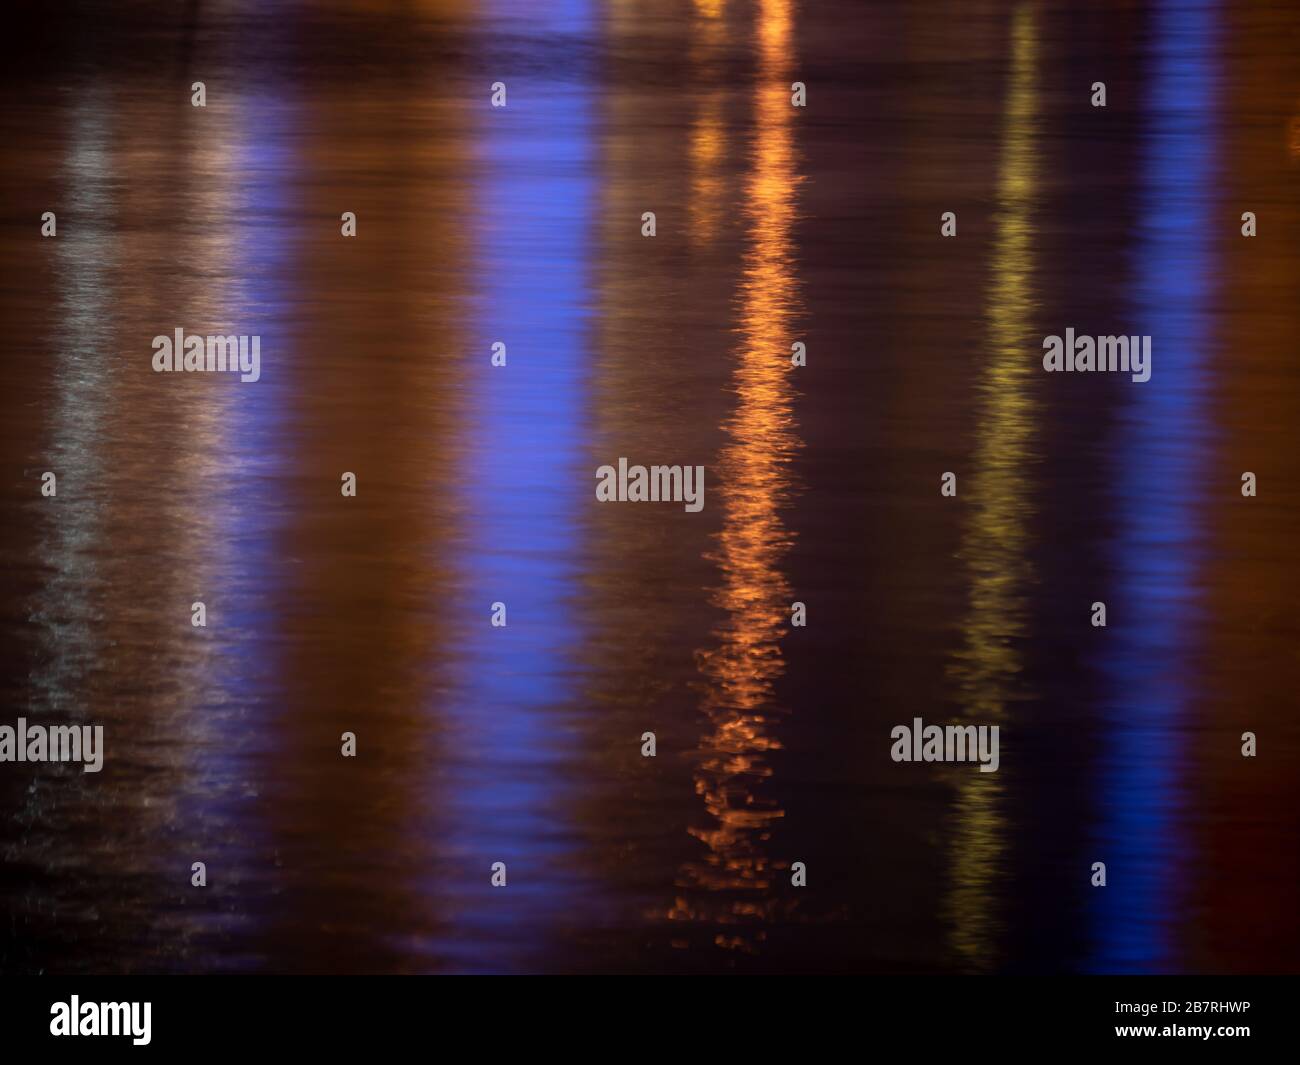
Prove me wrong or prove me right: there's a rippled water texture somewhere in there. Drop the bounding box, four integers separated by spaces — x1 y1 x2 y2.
1 0 1297 973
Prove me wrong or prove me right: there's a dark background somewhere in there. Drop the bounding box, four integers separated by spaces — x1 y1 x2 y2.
1 0 1297 974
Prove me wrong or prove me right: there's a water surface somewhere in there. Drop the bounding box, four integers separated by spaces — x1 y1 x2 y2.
1 0 1297 974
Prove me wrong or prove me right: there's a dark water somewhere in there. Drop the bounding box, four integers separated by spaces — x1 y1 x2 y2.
1 0 1298 974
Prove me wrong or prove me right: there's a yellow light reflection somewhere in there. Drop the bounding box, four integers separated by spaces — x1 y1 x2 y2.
688 0 728 244
944 2 1041 970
